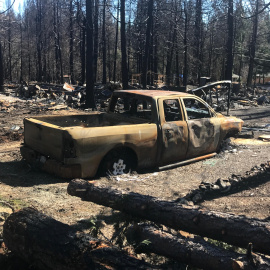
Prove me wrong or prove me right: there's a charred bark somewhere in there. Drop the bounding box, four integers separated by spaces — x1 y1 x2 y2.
102 0 107 84
127 224 270 270
80 18 86 85
68 179 270 255
69 0 74 84
0 43 3 92
20 22 23 82
8 8 12 82
3 208 157 270
86 0 96 108
142 0 154 89
225 0 233 81
93 0 99 82
165 25 176 87
113 0 120 82
120 0 128 89
36 0 42 82
54 1 63 84
195 0 202 83
183 1 188 87
247 0 259 87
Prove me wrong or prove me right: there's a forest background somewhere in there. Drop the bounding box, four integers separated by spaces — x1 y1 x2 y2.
0 0 270 107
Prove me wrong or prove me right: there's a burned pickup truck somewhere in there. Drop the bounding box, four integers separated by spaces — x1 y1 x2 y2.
21 90 243 178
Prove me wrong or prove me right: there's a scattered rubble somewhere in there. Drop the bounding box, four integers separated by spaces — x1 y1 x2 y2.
258 135 270 142
182 161 270 204
188 81 270 113
2 81 120 111
107 171 159 181
3 80 270 116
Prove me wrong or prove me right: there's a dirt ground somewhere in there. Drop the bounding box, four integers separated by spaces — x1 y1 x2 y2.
0 93 270 267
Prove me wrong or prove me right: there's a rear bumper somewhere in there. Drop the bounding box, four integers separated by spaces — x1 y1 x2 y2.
20 145 82 178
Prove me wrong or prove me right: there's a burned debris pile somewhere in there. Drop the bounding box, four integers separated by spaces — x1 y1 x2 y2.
183 161 270 204
188 81 270 113
7 81 121 110
2 81 270 116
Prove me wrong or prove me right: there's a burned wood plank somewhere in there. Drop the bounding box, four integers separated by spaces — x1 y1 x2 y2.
67 179 270 255
3 208 158 270
127 224 270 270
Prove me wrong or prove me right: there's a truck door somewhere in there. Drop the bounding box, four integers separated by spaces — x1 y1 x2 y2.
182 97 221 158
158 98 188 165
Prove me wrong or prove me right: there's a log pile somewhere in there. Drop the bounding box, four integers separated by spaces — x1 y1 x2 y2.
126 224 270 270
4 179 270 270
3 207 158 270
67 179 270 255
66 179 270 269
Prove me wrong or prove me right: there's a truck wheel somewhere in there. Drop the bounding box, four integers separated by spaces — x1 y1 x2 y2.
101 149 136 176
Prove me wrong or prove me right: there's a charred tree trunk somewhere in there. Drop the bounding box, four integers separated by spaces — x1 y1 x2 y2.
20 22 23 82
69 0 74 84
195 0 202 83
247 0 259 87
86 0 96 108
42 33 47 82
26 7 31 83
0 42 3 92
36 0 42 82
183 1 188 87
107 34 112 81
175 45 180 87
142 0 154 89
127 19 131 79
93 0 99 82
225 0 233 81
8 10 12 82
166 26 176 87
120 0 128 89
3 208 157 270
53 1 63 84
127 224 270 270
208 29 213 77
102 0 107 84
80 18 86 85
68 179 270 255
113 0 120 82
153 27 158 85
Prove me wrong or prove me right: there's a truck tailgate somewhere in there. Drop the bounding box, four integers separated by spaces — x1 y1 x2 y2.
24 118 66 161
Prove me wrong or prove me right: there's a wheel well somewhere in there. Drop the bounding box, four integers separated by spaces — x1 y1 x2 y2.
225 129 240 139
217 129 240 153
98 147 138 175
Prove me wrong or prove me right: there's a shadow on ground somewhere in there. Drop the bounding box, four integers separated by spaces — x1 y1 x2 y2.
0 160 67 187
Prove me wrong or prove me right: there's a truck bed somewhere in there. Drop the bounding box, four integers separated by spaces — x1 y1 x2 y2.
33 112 150 128
23 112 152 162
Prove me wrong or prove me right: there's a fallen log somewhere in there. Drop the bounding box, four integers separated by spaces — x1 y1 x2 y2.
3 207 158 270
67 179 270 255
127 224 270 270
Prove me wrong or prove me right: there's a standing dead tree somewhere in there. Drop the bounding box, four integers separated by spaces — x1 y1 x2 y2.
85 0 96 108
67 179 270 255
120 0 128 89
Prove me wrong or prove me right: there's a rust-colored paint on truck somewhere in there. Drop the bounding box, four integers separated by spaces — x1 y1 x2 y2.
21 90 243 178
